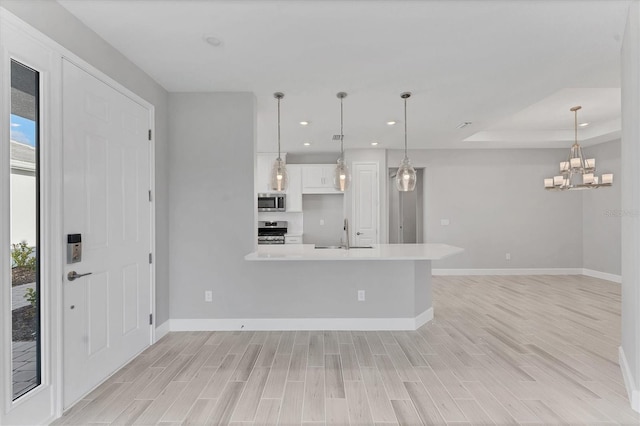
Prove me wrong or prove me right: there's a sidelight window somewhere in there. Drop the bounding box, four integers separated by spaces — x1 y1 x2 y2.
10 60 41 400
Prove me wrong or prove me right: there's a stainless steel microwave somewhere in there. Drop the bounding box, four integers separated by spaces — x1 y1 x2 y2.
258 193 286 212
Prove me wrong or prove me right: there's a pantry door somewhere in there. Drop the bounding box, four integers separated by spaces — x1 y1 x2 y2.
62 59 152 408
352 162 379 246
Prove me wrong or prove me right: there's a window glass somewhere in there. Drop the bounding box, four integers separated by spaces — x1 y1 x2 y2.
10 60 41 400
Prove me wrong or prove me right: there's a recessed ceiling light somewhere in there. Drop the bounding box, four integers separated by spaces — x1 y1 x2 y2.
371 141 379 146
579 122 590 127
387 121 397 126
303 142 311 146
456 121 473 129
203 35 223 47
300 121 310 126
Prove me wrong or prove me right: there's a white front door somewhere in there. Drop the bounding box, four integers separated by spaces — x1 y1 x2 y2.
352 162 378 246
62 60 152 408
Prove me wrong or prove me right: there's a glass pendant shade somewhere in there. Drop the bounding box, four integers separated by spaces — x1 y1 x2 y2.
334 157 351 191
396 91 417 192
270 157 288 192
333 92 351 192
396 157 417 191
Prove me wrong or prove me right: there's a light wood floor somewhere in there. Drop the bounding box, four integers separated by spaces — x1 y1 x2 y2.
52 275 640 425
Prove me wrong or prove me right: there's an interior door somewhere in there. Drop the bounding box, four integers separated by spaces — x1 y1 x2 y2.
62 60 151 408
352 162 378 246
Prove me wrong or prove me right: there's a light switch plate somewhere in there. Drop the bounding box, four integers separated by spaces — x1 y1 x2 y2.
440 219 450 226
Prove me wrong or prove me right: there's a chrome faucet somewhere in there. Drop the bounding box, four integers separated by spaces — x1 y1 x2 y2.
343 218 350 250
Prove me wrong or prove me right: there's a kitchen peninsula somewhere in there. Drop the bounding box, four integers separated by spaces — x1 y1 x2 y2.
245 243 463 330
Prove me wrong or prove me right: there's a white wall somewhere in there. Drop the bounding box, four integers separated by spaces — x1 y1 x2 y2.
168 92 257 320
302 194 344 245
388 148 584 269
168 93 428 321
582 140 621 276
345 145 619 274
0 0 171 324
621 0 640 412
10 171 36 245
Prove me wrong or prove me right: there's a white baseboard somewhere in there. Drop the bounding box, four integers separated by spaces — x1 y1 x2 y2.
432 268 583 276
582 268 622 283
432 267 622 283
169 309 433 332
619 346 640 413
154 320 170 342
414 308 433 329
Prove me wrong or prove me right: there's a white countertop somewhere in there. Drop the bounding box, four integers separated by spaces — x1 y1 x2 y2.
245 243 464 261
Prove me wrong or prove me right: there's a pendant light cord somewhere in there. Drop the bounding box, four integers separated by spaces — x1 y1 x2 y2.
574 108 578 146
340 96 344 156
277 96 282 160
404 96 408 160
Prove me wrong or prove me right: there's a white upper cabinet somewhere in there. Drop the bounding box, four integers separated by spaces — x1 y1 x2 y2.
256 152 286 193
286 164 302 212
302 164 341 194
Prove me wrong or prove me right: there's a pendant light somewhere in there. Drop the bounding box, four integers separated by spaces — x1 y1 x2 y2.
396 92 417 192
333 92 351 192
543 105 613 190
270 92 288 192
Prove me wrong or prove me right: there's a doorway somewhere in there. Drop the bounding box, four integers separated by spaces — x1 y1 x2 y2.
389 168 424 243
1 11 156 424
352 162 379 246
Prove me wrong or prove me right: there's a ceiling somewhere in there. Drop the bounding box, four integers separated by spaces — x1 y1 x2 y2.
58 0 630 153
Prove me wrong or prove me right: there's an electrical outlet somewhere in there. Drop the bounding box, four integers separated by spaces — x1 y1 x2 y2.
204 290 213 302
320 219 325 226
440 219 450 226
358 290 365 301
505 253 511 261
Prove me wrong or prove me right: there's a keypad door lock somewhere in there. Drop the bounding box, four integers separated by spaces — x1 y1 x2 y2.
67 234 82 264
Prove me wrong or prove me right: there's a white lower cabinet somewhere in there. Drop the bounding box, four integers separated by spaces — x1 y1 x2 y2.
285 235 303 244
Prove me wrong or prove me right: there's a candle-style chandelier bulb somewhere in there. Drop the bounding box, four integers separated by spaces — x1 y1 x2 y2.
543 105 613 191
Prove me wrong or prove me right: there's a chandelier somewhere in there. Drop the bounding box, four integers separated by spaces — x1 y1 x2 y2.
544 106 613 191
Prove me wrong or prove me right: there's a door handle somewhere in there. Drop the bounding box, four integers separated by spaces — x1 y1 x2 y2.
356 232 362 235
67 271 92 281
